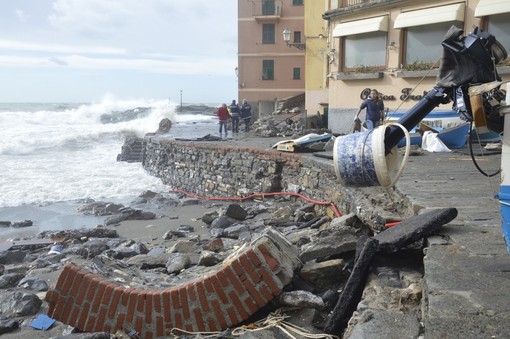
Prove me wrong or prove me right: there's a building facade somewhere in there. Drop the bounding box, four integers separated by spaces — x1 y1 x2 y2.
324 0 510 134
237 0 305 118
304 0 330 128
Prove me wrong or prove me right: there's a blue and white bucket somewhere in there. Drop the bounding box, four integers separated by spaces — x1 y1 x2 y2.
333 123 411 188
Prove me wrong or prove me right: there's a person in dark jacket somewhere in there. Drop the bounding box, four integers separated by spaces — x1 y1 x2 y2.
229 100 240 134
354 89 385 130
216 103 231 136
240 99 252 132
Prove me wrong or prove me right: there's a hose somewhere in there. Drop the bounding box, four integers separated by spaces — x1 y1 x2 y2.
169 189 341 218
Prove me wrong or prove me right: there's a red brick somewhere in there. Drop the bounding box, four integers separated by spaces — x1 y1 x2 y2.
203 276 215 294
258 245 279 271
174 312 183 332
145 292 153 323
193 308 205 332
52 298 66 321
68 305 81 327
242 278 266 307
84 315 96 333
226 307 240 326
210 299 228 329
179 289 190 319
228 291 249 321
45 290 58 304
246 248 262 266
196 281 210 312
115 313 126 332
156 316 164 337
101 282 115 307
108 287 123 318
231 259 244 275
258 284 274 303
243 296 259 314
207 318 219 332
87 277 101 301
104 324 111 333
135 316 144 333
95 308 107 332
77 302 90 330
60 296 75 324
240 254 262 283
91 281 107 313
121 287 130 306
171 289 180 309
216 270 229 287
76 273 92 304
223 267 245 295
258 268 281 296
54 264 72 291
153 291 162 313
162 290 172 322
207 277 226 305
69 270 85 298
136 291 146 313
59 264 81 295
185 324 193 332
186 282 197 301
126 289 139 322
145 331 153 339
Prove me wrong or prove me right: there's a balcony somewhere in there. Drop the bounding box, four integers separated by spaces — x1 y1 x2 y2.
340 0 373 7
253 0 282 22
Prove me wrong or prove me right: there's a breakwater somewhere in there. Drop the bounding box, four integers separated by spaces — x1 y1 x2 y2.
142 138 413 231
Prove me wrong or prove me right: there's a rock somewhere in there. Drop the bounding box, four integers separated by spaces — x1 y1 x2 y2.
0 264 3 275
198 251 222 266
201 211 219 225
330 213 358 227
11 220 33 228
0 291 42 317
106 247 138 260
39 228 118 240
79 240 110 259
17 277 49 291
224 204 248 220
167 240 199 254
0 318 19 335
50 332 113 338
210 228 224 238
346 309 421 339
127 253 172 269
211 216 237 229
278 290 325 309
374 208 458 253
269 206 293 224
299 226 359 262
180 198 200 206
223 224 250 239
166 253 191 274
0 221 11 227
201 238 224 252
0 250 26 265
299 259 347 290
0 273 25 289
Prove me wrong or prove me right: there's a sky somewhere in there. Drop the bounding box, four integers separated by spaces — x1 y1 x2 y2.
0 0 238 104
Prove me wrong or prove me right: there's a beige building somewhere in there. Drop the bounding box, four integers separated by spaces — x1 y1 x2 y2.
324 0 510 134
237 0 305 118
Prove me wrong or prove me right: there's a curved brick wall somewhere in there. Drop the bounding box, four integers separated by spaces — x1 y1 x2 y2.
45 229 300 338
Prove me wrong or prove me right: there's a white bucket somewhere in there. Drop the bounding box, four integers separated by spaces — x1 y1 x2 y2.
333 123 411 188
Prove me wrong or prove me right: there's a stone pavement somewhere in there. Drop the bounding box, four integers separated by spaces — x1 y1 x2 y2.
395 148 510 338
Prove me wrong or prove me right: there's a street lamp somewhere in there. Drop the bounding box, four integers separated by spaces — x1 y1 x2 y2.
282 28 305 50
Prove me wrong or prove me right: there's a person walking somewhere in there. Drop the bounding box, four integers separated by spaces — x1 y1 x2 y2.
240 99 252 132
216 103 231 137
354 89 385 130
229 100 240 134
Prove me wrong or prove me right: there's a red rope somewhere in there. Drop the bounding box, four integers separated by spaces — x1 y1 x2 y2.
169 189 342 218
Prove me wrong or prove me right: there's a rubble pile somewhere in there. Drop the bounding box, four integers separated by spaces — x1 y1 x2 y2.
0 190 444 338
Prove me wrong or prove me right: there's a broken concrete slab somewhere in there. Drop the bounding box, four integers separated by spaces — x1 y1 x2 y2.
374 208 458 253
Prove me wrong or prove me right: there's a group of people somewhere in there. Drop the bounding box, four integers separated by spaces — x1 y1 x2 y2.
216 99 252 136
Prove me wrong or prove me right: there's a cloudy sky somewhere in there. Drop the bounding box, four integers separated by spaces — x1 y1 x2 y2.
0 0 238 103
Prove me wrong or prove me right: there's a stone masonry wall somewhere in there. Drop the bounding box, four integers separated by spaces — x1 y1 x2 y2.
143 138 414 230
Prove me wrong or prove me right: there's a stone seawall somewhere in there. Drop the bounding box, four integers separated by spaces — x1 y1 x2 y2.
143 138 413 230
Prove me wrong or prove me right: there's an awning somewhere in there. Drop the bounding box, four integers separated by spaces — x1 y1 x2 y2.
475 0 510 17
332 16 388 37
394 3 465 29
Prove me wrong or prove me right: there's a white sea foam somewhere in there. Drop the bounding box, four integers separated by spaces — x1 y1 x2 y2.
0 96 217 208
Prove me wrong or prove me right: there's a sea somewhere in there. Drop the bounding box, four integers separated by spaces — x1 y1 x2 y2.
0 98 218 236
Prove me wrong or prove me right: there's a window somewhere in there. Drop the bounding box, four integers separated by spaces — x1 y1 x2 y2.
293 68 301 80
262 0 275 15
487 13 510 61
294 31 302 43
344 31 387 70
262 24 275 44
262 60 274 80
405 21 462 66
293 0 303 5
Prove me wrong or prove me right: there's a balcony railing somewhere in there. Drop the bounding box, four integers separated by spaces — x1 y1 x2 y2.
252 0 283 18
340 0 374 7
